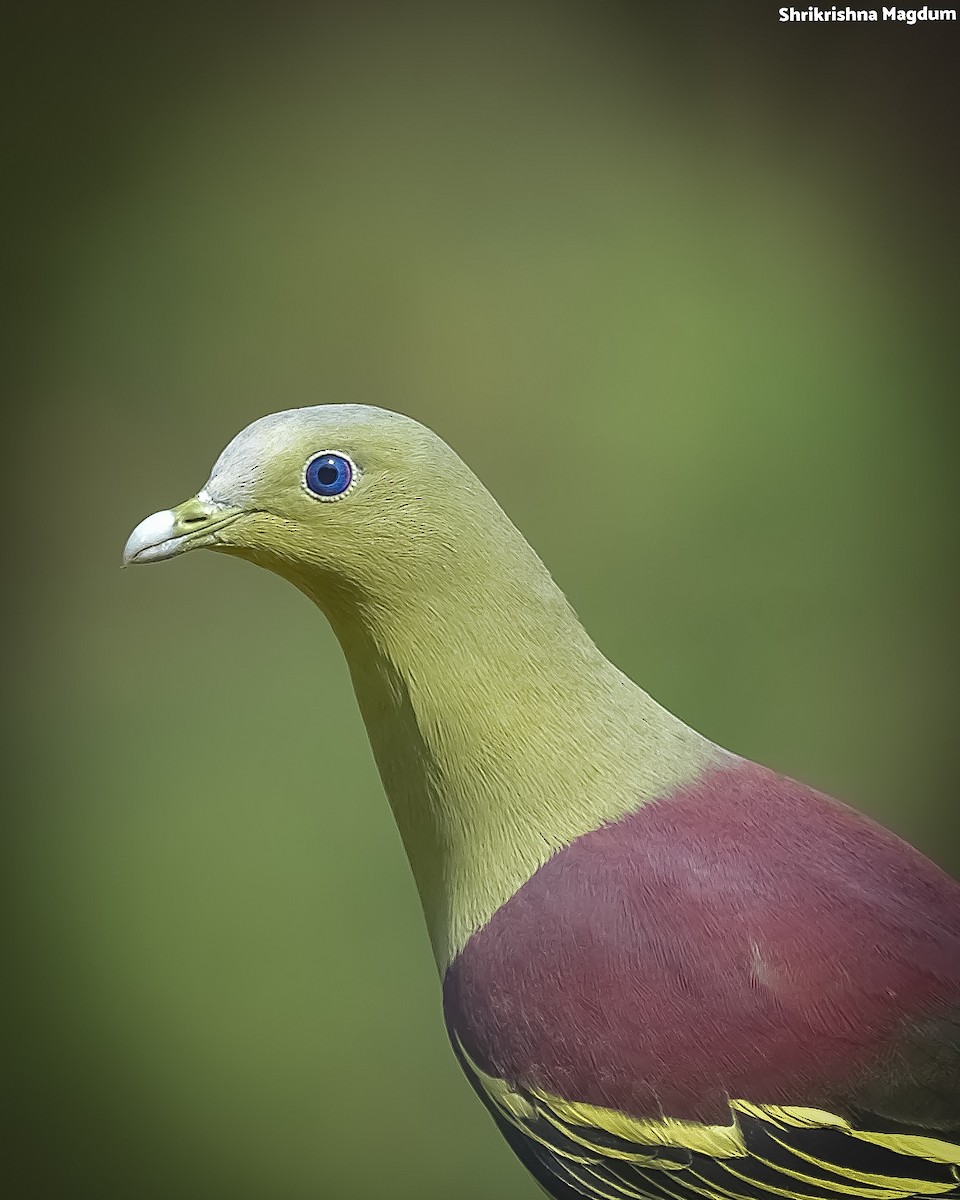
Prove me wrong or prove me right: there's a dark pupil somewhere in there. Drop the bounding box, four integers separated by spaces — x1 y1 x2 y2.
317 463 339 486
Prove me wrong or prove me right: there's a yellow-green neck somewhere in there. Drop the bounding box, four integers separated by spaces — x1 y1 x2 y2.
291 529 719 970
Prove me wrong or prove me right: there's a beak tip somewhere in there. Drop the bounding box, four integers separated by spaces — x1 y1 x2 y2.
123 508 178 567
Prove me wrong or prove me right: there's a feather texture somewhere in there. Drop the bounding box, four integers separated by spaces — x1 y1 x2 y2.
444 762 960 1199
454 1036 960 1199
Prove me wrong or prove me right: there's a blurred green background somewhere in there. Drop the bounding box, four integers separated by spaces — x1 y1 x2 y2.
4 4 958 1198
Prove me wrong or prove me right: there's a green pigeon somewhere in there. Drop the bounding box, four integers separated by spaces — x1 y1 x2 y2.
124 405 960 1200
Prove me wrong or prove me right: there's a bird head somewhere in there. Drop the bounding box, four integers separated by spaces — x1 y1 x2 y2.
122 404 502 611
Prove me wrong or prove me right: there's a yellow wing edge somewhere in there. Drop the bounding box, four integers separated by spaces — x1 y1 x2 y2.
454 1032 960 1177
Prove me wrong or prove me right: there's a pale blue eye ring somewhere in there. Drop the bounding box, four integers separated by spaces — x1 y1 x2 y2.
303 452 357 501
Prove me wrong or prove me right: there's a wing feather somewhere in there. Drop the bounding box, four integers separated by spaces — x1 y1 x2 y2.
453 1033 960 1200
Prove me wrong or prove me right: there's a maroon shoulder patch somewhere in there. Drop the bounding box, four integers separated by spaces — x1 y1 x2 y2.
443 761 960 1123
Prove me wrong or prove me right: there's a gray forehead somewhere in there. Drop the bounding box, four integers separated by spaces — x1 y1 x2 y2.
205 404 409 498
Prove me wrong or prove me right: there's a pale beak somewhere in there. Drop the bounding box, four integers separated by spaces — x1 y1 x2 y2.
122 493 243 566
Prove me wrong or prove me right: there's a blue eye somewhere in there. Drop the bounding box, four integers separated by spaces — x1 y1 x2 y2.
303 452 356 500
